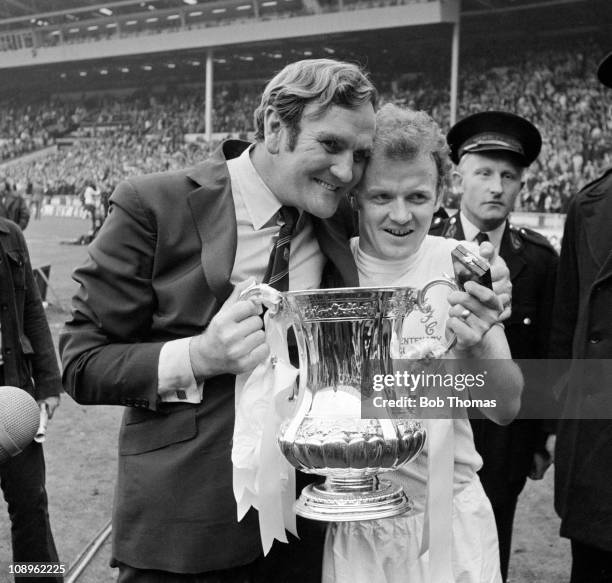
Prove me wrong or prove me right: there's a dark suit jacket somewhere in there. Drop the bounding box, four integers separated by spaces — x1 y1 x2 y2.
0 218 61 399
59 140 359 573
550 168 612 550
430 214 558 505
0 192 30 231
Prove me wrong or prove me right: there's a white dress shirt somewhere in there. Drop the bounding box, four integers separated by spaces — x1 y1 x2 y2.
157 145 325 403
459 212 506 251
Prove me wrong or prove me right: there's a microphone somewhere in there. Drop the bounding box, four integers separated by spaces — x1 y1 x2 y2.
0 386 40 463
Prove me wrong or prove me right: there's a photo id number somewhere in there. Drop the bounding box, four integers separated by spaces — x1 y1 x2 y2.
8 563 67 577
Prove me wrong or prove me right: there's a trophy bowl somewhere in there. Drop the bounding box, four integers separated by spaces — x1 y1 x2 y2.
242 282 455 521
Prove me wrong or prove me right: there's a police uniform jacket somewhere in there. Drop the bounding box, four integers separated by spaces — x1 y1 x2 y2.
59 140 359 574
550 168 612 550
430 213 558 504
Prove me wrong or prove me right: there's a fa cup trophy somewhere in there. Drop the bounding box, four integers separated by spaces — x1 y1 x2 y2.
241 280 456 522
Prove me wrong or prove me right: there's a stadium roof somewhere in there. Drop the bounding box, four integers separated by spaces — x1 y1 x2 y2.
0 0 594 23
0 1 203 25
1 0 608 93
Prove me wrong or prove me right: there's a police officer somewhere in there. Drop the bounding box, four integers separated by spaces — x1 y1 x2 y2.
549 53 612 583
430 111 558 582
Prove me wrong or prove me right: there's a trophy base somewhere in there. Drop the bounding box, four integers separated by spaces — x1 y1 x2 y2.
295 477 411 522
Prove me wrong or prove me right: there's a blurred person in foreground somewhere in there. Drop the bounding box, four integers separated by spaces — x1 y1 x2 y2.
431 111 558 581
0 216 62 582
549 52 612 583
0 180 30 231
323 103 522 583
59 59 378 583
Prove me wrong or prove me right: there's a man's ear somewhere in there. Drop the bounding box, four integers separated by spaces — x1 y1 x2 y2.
263 106 282 154
451 169 463 193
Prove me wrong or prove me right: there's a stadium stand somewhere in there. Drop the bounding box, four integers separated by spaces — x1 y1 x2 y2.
1 35 610 216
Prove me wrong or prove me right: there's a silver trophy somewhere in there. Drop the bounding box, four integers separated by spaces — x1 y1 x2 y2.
241 280 457 522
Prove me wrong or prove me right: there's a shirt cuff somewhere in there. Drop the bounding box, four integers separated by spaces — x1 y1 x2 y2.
158 337 203 403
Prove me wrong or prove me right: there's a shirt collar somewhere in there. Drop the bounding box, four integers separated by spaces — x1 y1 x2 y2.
459 212 506 250
231 145 281 230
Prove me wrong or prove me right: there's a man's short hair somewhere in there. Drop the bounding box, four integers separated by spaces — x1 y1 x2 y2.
253 58 377 148
370 103 451 198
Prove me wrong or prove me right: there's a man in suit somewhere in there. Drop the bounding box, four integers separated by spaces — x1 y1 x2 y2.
430 111 558 581
0 217 63 582
549 52 612 583
59 59 377 583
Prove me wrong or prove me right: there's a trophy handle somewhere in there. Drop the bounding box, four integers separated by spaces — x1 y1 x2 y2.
417 278 459 354
239 282 284 315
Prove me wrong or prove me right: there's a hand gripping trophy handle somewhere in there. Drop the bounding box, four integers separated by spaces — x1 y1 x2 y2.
239 282 284 316
238 281 309 452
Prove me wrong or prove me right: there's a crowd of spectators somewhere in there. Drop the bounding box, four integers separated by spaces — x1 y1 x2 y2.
2 134 210 206
0 98 83 161
1 38 611 214
0 98 82 160
74 85 259 139
462 43 612 213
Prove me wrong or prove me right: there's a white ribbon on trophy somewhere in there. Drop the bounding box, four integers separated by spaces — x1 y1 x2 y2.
232 310 298 555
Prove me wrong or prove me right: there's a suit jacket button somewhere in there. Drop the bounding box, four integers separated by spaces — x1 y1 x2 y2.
523 317 531 325
589 335 601 344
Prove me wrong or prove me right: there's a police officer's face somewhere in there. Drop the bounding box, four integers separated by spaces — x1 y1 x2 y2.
454 152 524 231
356 153 439 261
263 102 376 219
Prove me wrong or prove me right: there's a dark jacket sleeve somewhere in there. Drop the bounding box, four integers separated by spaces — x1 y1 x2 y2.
546 194 580 421
549 196 579 361
17 227 62 399
538 248 559 436
59 180 164 410
538 249 559 354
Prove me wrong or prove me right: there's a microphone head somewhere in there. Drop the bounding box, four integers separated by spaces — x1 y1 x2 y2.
0 386 40 463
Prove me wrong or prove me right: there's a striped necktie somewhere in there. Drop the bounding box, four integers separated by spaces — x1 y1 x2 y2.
475 231 490 245
263 206 299 291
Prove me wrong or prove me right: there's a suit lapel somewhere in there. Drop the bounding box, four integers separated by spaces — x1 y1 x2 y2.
499 223 526 282
187 143 245 303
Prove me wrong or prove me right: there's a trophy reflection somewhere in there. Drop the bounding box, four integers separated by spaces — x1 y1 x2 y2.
241 281 456 522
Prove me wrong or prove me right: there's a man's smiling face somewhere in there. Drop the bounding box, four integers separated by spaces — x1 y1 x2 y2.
356 153 439 261
266 101 376 219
